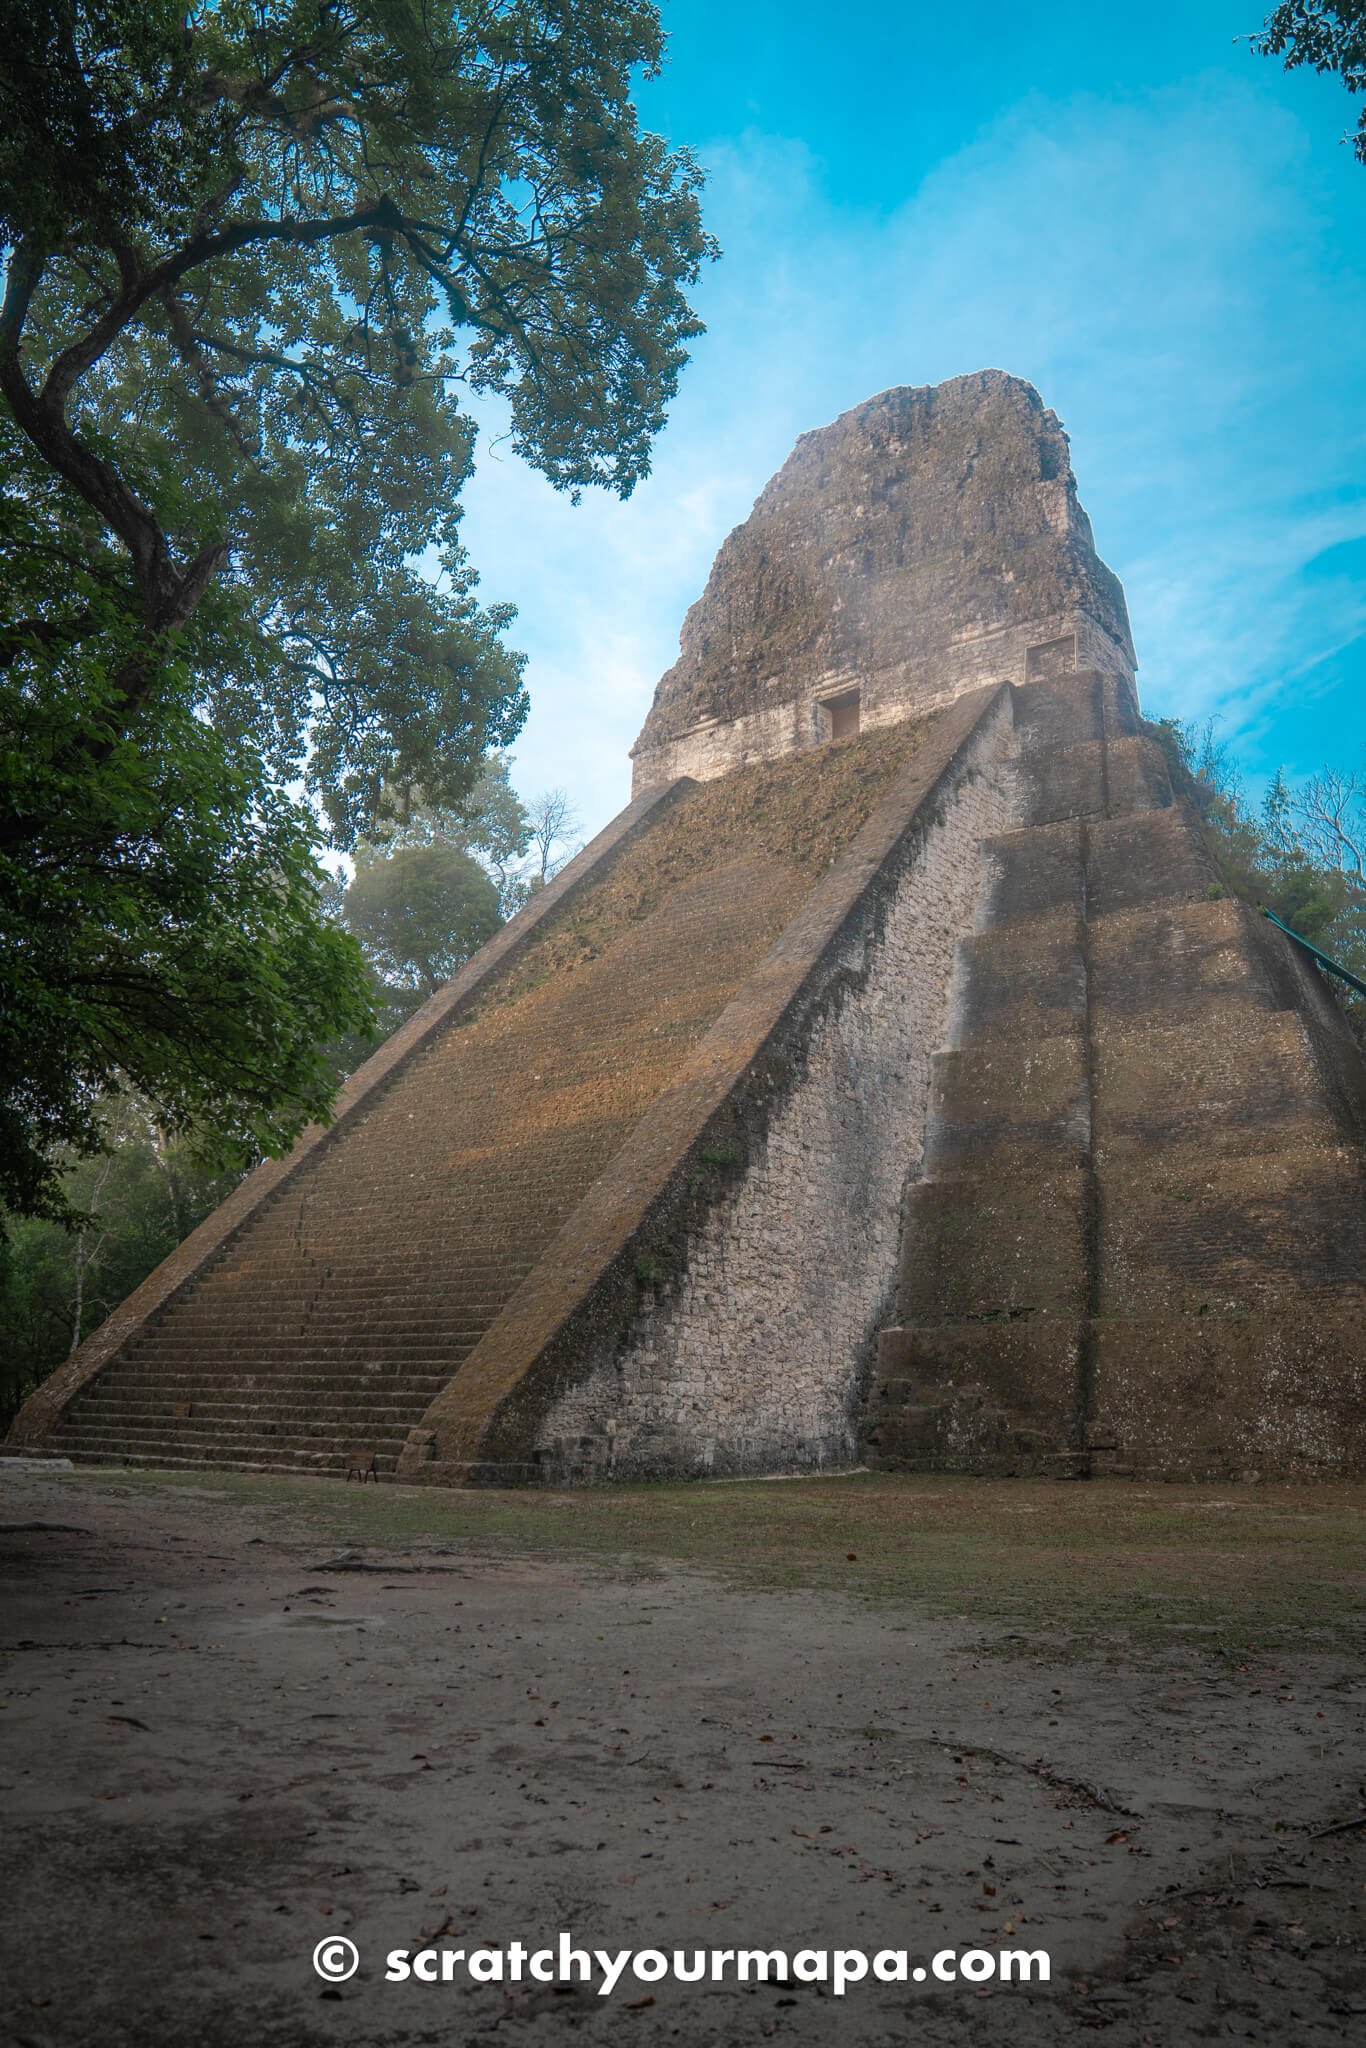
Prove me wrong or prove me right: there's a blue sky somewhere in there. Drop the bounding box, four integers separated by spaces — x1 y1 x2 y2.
458 0 1366 840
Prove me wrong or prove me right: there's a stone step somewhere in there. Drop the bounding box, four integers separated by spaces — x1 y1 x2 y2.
866 1320 1085 1473
48 1444 402 1477
169 1274 523 1301
979 801 1214 929
1097 1136 1366 1319
66 1395 433 1426
214 1235 545 1259
72 1388 447 1417
125 1335 488 1360
160 1269 520 1295
860 1327 1081 1474
950 915 1087 1041
1083 806 1217 917
866 1305 1366 1481
1092 1009 1335 1155
139 1308 509 1341
70 1384 447 1411
52 1411 412 1446
1090 1308 1366 1478
875 1322 1084 1410
68 1371 442 1399
1019 741 1107 827
86 1364 455 1387
981 818 1084 925
1011 672 1107 750
194 1248 533 1273
54 1418 415 1451
1104 735 1175 817
1017 734 1172 830
1087 896 1278 1019
898 1167 1089 1323
924 1035 1089 1175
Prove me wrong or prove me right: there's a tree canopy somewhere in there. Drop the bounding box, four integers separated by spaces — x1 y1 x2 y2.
366 752 534 913
0 1092 240 1427
0 0 712 1223
342 840 502 993
1154 718 1366 1014
523 784 583 890
1254 3 1366 163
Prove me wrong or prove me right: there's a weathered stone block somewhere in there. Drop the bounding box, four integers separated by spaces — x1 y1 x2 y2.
1084 808 1217 916
952 914 1087 1040
1090 1312 1366 1479
1092 1011 1332 1154
1087 898 1273 1019
899 1167 1089 1322
1011 673 1106 750
867 1320 1085 1471
1104 735 1173 816
1021 742 1107 825
980 819 1084 925
1097 1140 1366 1319
925 1035 1089 1173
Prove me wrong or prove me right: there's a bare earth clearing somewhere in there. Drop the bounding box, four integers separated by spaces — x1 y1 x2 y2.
1 1464 1362 2048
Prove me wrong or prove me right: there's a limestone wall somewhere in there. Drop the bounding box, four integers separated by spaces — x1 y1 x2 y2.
632 608 1133 791
630 372 1136 793
530 692 1019 1479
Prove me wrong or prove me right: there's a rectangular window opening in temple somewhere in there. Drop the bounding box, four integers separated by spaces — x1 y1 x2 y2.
825 689 861 740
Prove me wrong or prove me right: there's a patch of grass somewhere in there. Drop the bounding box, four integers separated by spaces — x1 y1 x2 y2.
57 1466 1366 1652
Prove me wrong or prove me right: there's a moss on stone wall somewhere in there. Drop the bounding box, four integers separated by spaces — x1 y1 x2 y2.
475 716 933 1019
472 715 937 1018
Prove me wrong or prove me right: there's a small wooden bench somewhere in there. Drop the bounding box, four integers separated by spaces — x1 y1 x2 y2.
346 1451 379 1483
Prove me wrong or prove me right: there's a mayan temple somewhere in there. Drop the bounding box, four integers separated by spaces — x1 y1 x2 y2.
11 370 1366 1482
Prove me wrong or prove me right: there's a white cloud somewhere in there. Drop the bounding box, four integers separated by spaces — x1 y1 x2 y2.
456 69 1366 833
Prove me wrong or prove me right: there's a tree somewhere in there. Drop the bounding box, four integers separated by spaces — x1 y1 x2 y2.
1153 717 1366 1004
524 785 584 889
368 753 533 915
0 0 713 1223
1254 3 1366 163
341 841 502 995
1291 765 1365 876
319 755 531 1070
0 1092 242 1427
0 682 375 1222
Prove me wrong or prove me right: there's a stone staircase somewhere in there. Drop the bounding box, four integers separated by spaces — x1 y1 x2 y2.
42 726 931 1478
44 1065 684 1478
45 1232 549 1477
867 670 1366 1479
30 667 1366 1485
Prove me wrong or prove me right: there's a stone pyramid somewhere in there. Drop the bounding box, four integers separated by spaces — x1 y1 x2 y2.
12 371 1365 1482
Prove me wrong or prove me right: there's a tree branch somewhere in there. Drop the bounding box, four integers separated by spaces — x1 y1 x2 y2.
41 199 405 412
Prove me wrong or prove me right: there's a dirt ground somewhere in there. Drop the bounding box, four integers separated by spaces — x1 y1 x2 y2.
1 1462 1363 2048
